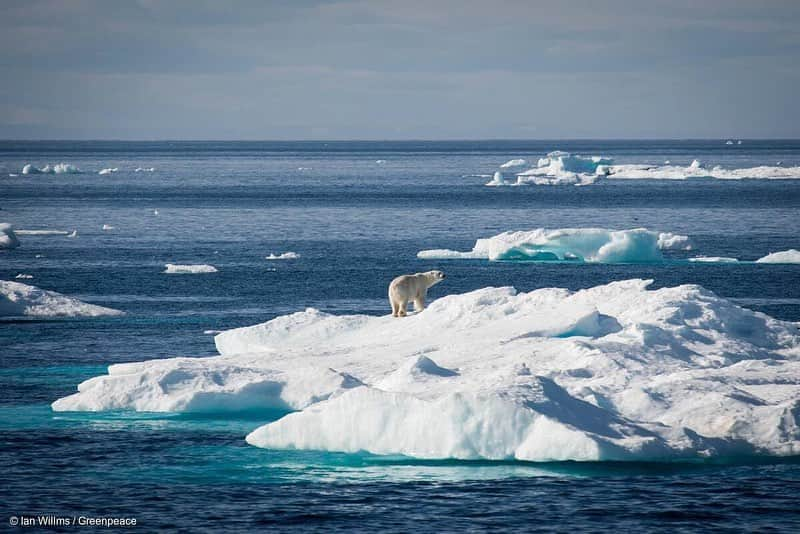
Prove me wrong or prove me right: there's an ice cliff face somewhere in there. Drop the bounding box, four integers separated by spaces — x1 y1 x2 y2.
54 280 800 462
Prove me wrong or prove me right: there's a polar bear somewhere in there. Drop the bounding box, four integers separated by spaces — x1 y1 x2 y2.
389 270 446 317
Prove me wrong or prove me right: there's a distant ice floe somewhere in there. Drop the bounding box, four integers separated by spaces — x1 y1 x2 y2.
418 228 692 263
688 256 740 263
756 250 800 264
15 274 33 279
98 168 119 175
483 151 800 186
134 167 155 172
1 280 124 318
0 223 20 249
163 264 219 274
53 279 800 462
16 229 71 236
375 160 387 164
22 163 80 175
266 252 300 260
499 158 528 169
101 224 115 231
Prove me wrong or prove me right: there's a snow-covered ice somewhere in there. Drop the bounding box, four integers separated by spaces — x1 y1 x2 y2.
22 163 80 175
266 252 300 260
15 274 33 279
482 151 800 186
98 168 119 175
0 223 20 249
1 280 124 318
163 264 219 274
53 279 800 462
756 250 800 264
417 228 692 263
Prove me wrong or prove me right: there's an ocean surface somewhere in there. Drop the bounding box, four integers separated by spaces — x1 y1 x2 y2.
2 140 800 531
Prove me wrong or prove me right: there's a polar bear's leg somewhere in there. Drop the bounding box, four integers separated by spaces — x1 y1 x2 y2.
398 299 408 317
413 295 425 312
390 298 399 317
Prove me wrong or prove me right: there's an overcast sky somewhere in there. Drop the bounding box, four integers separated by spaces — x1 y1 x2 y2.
1 0 798 139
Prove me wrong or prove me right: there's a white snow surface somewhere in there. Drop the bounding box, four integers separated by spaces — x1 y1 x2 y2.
0 223 20 249
484 152 800 186
163 264 218 274
417 228 692 263
53 279 800 462
756 250 800 264
0 280 124 318
266 252 300 260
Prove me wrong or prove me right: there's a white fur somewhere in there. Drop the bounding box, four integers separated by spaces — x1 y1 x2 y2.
388 270 446 317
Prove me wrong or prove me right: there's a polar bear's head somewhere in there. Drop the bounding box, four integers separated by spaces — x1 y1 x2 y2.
423 270 446 287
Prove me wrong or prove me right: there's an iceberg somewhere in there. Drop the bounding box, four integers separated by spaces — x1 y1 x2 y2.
0 223 20 249
417 228 692 263
756 250 800 264
22 163 80 174
494 151 612 186
53 279 800 462
266 252 300 260
1 280 124 318
163 264 218 274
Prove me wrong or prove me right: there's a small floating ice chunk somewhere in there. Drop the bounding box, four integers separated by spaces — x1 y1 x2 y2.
134 167 155 172
688 256 740 263
726 140 734 145
755 250 800 264
163 264 218 274
0 280 124 318
22 163 80 174
101 224 115 231
67 230 77 238
500 158 527 169
266 252 300 260
15 273 33 279
98 168 118 175
0 223 20 249
375 160 387 164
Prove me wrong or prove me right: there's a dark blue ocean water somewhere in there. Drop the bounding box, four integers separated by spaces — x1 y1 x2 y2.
2 140 800 531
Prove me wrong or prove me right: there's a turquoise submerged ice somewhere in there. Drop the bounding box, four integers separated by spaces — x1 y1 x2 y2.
417 227 692 263
53 279 800 462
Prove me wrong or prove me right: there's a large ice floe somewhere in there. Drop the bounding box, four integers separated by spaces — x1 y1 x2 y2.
484 151 800 186
53 279 800 462
0 223 20 249
0 280 124 318
418 228 692 263
756 250 800 264
22 163 80 174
